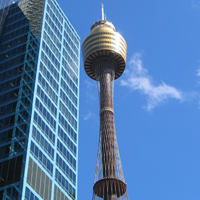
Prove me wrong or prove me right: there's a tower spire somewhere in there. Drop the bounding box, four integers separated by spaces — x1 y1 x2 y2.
101 4 104 20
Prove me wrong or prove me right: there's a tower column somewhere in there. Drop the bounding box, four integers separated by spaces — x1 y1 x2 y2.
95 59 116 179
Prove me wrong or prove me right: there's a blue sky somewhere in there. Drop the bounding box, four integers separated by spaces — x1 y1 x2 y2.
57 1 200 199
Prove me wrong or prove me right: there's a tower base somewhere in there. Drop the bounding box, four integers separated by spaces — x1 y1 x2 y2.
93 178 127 199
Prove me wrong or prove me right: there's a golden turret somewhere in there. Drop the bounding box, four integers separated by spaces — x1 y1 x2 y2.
82 5 127 80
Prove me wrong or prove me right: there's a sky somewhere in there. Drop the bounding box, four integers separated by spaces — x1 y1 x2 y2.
56 1 200 199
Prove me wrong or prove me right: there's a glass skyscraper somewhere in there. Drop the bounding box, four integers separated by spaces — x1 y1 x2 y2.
0 0 80 199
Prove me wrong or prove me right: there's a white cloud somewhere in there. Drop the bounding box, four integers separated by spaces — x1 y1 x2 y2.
197 69 200 77
120 53 183 111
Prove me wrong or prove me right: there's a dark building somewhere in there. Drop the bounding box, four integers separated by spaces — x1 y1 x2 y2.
0 0 80 199
82 5 129 200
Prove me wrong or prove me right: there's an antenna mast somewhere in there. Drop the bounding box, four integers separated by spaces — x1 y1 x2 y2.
101 4 104 20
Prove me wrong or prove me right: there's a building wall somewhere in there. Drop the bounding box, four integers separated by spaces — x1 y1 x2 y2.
0 0 80 199
0 0 13 36
0 1 43 198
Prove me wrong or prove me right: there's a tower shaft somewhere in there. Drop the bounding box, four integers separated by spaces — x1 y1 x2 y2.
95 59 117 200
95 59 116 179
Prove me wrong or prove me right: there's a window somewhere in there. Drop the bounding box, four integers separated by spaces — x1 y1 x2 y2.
56 154 76 185
61 79 77 106
59 113 77 143
30 141 53 175
33 112 55 144
57 139 76 170
38 73 58 104
58 126 76 156
55 169 76 200
32 126 54 159
35 98 56 130
59 101 77 131
27 158 52 200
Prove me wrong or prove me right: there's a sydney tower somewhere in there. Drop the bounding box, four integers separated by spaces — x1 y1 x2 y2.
82 5 128 200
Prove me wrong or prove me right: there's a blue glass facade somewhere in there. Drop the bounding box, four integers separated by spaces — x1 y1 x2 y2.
0 0 80 199
0 0 13 36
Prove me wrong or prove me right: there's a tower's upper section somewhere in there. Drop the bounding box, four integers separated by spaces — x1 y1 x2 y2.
82 5 127 80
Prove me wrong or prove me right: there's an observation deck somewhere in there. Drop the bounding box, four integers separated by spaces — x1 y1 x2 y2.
82 19 127 80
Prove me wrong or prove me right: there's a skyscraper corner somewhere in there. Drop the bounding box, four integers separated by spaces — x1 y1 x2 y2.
82 5 128 200
0 0 80 199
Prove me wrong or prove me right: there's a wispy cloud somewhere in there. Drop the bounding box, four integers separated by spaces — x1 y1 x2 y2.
85 79 96 89
84 79 97 103
195 59 200 85
191 0 200 9
197 69 200 77
195 68 200 107
83 111 93 120
121 53 183 111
